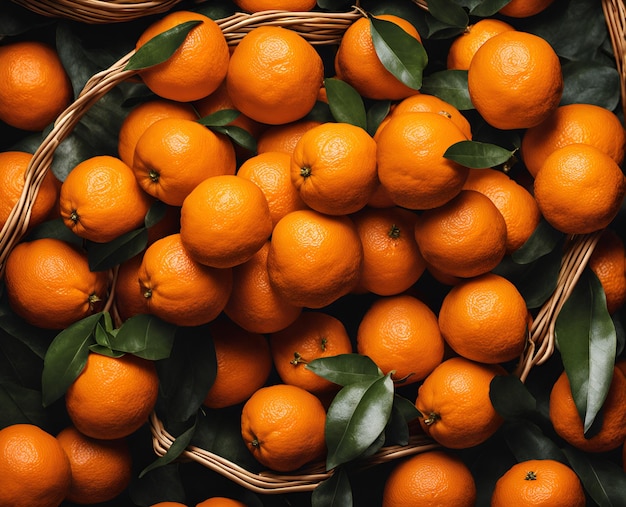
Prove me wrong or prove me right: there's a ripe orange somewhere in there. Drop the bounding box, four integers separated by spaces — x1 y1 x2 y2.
491 459 585 507
382 450 477 507
291 122 378 215
352 206 426 296
549 366 626 453
499 0 557 18
132 117 236 206
232 0 316 12
415 356 506 449
257 119 322 155
65 352 159 440
224 240 302 334
533 143 626 234
180 174 273 268
240 383 326 472
196 497 247 507
438 273 529 364
357 294 444 385
269 311 353 394
138 233 232 327
117 98 198 168
236 151 308 228
414 189 507 279
0 150 59 231
335 14 422 100
56 425 132 504
266 209 363 308
203 318 272 409
462 168 541 254
113 253 150 322
468 31 563 130
59 155 153 243
0 424 71 507
521 103 626 177
4 238 108 329
226 26 324 125
135 11 229 102
446 18 515 71
0 41 72 131
376 111 469 210
588 228 626 314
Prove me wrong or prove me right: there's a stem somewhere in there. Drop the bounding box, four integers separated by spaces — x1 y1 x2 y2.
423 412 440 426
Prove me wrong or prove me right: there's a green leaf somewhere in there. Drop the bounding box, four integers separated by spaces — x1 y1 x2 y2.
210 125 257 154
0 382 52 429
324 78 367 131
87 227 149 272
511 219 564 265
385 396 420 446
444 140 515 168
0 330 45 390
125 21 203 71
555 268 617 432
311 467 353 507
197 109 241 127
325 373 394 470
393 393 422 422
561 61 621 111
128 463 186 506
24 218 83 246
88 344 125 357
490 375 537 420
369 16 427 91
469 0 511 16
306 353 382 386
144 200 168 229
502 420 567 463
366 100 391 137
109 314 177 360
421 70 473 110
425 0 469 27
41 312 102 406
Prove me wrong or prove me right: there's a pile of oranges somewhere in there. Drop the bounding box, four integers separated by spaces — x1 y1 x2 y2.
0 0 625 505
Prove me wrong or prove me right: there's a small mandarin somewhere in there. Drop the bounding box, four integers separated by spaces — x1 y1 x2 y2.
232 0 316 12
447 18 515 71
196 497 247 507
588 229 626 314
499 0 557 18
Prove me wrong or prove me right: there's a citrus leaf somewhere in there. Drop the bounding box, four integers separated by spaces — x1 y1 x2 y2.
469 0 511 16
87 227 149 272
24 217 82 246
490 375 537 420
0 330 45 389
502 420 567 463
444 140 515 168
128 463 186 507
393 393 422 422
421 70 473 110
41 312 102 407
144 200 168 229
385 399 415 446
88 344 125 358
125 20 202 71
197 109 241 127
0 382 52 429
311 467 353 507
555 268 617 433
325 373 394 470
210 125 258 154
324 78 367 130
425 0 469 27
306 353 382 386
511 219 564 265
366 100 391 137
561 61 620 111
370 16 426 91
110 314 177 360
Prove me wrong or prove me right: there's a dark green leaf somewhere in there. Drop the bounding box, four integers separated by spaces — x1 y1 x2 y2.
386 402 410 446
0 330 45 389
110 314 177 360
0 293 51 360
490 375 537 420
94 318 113 349
502 420 566 463
0 382 51 429
324 78 367 131
421 70 473 110
444 140 515 168
305 101 334 124
469 0 511 16
366 100 391 137
325 374 394 470
87 227 149 272
193 1 237 20
306 353 382 386
24 218 83 246
370 16 427 91
88 344 125 357
312 467 352 507
125 21 203 71
561 61 620 111
211 125 258 154
197 109 241 127
357 430 386 460
425 0 469 27
393 393 422 422
128 463 186 506
511 219 564 265
144 200 168 229
41 312 102 406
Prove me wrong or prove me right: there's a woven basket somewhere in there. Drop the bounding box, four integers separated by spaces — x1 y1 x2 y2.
0 0 623 495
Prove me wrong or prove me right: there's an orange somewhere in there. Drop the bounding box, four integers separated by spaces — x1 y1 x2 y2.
376 112 469 210
468 31 563 130
65 352 159 440
414 189 508 279
521 103 626 177
447 18 515 71
60 155 153 243
549 366 626 453
0 424 71 507
499 0 557 18
382 450 477 507
224 241 302 334
113 253 150 322
357 294 444 385
138 233 232 327
0 41 72 131
236 151 308 228
135 11 229 102
132 117 236 206
266 209 363 308
352 206 426 296
269 311 353 394
335 14 422 100
257 119 322 155
291 122 378 215
533 143 626 234
4 238 108 329
226 26 324 125
0 150 59 231
117 98 197 167
232 0 316 12
415 356 506 449
491 459 585 507
203 318 272 409
438 273 529 364
240 383 326 472
56 425 132 504
150 503 187 507
462 168 541 254
588 228 626 314
180 174 273 268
